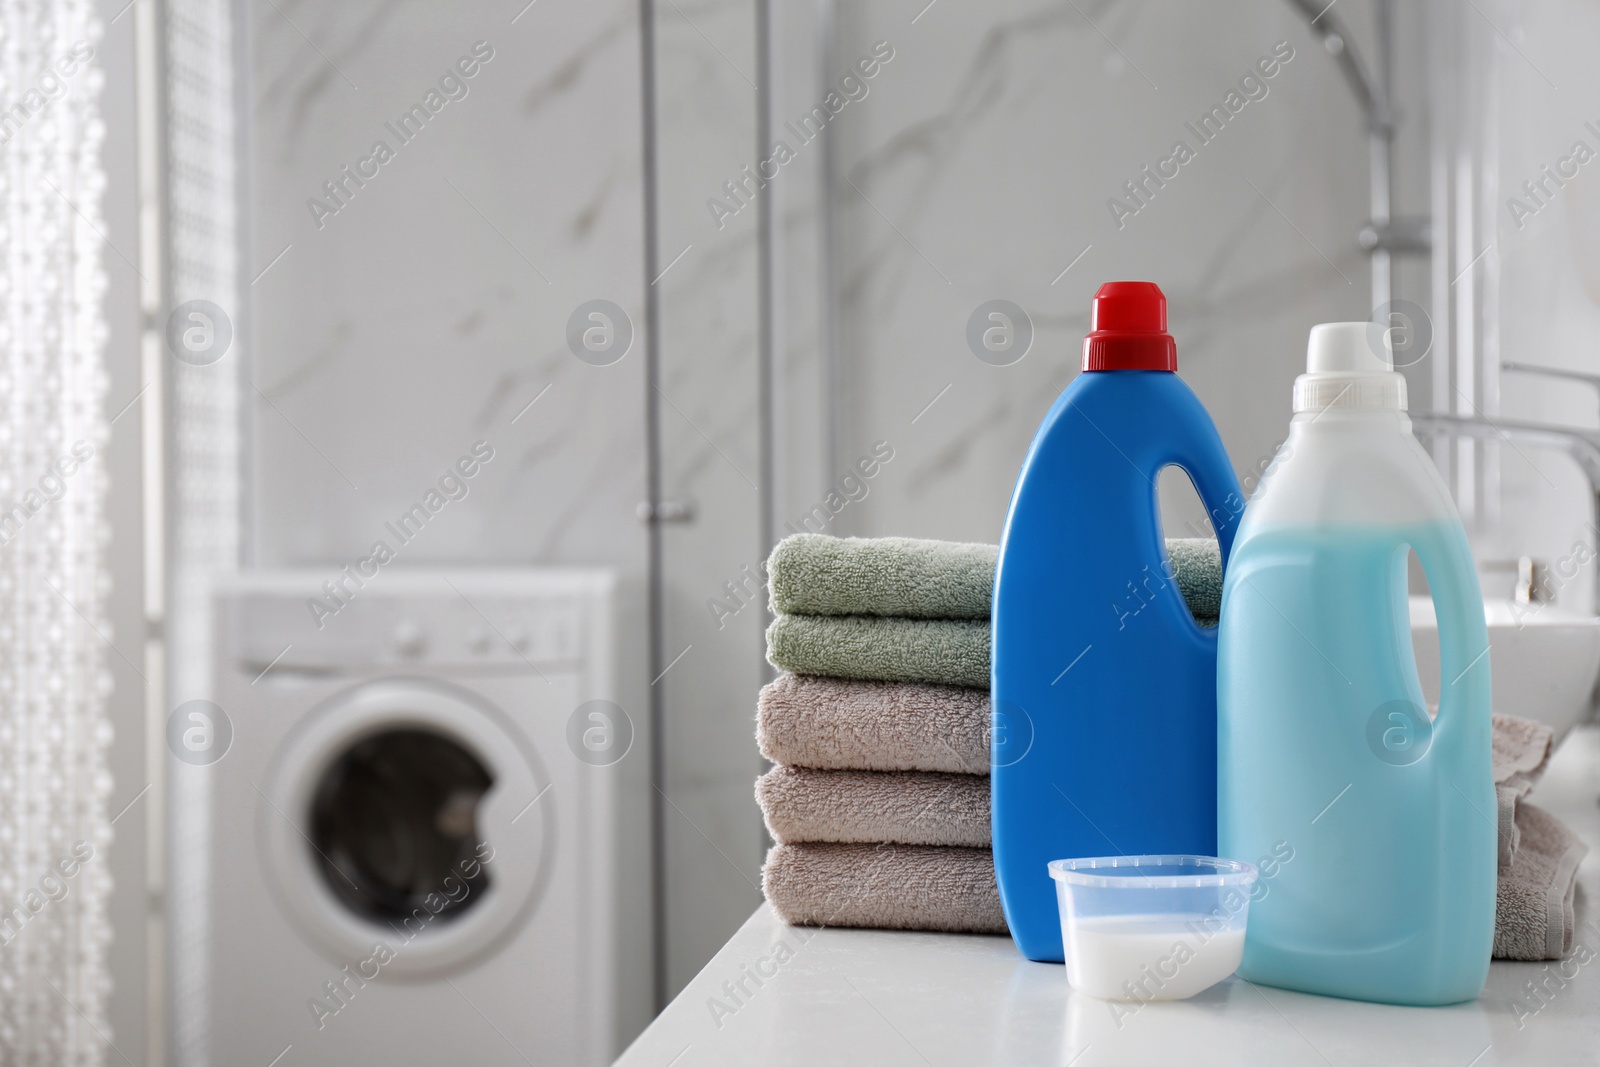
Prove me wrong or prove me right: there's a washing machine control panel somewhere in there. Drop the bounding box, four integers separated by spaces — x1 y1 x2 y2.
378 611 575 666
222 572 601 675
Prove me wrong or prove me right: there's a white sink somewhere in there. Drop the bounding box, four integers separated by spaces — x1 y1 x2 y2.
1409 596 1600 742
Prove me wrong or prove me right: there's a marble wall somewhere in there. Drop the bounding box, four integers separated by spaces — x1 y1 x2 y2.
806 0 1427 547
247 0 648 574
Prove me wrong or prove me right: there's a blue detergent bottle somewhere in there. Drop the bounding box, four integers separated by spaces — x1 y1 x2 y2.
993 281 1243 963
1218 322 1494 1005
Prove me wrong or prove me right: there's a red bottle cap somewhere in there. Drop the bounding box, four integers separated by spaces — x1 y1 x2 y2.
1081 281 1178 372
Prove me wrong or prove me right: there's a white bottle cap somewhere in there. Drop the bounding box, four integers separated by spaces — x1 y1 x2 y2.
1294 321 1407 412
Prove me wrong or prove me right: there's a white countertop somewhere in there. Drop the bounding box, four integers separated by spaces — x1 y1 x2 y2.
617 725 1600 1066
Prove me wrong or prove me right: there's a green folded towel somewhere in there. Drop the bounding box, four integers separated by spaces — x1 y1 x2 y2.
768 534 997 619
767 611 1220 689
767 533 1223 621
768 615 992 688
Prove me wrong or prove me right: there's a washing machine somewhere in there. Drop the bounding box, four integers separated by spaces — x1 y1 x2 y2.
197 569 650 1065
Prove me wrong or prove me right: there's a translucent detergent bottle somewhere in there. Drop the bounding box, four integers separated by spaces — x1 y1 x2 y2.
993 281 1243 963
1218 322 1494 1005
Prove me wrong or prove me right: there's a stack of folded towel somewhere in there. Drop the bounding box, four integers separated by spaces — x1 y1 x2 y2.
757 533 1220 935
757 532 1589 961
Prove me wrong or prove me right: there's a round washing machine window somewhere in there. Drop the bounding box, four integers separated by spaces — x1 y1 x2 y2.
308 728 495 926
258 679 555 977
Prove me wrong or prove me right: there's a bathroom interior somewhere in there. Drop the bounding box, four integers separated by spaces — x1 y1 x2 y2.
6 0 1600 1062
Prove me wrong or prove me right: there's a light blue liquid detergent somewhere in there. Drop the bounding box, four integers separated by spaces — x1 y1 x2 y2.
1218 519 1495 1006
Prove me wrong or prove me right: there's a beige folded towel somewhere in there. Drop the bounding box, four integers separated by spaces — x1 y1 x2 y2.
762 802 1591 949
757 672 989 774
756 710 1587 954
1493 801 1588 960
757 766 989 847
762 843 1007 934
1492 712 1556 870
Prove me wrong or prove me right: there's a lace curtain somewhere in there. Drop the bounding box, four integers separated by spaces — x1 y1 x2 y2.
0 1 112 1064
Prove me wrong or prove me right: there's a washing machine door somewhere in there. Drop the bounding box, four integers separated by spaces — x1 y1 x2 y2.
258 678 554 976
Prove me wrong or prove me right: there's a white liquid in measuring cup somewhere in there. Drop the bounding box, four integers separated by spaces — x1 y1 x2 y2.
1064 915 1245 1001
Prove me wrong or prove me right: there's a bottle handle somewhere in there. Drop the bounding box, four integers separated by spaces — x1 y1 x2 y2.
1171 456 1243 562
1148 430 1243 630
1408 529 1489 733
